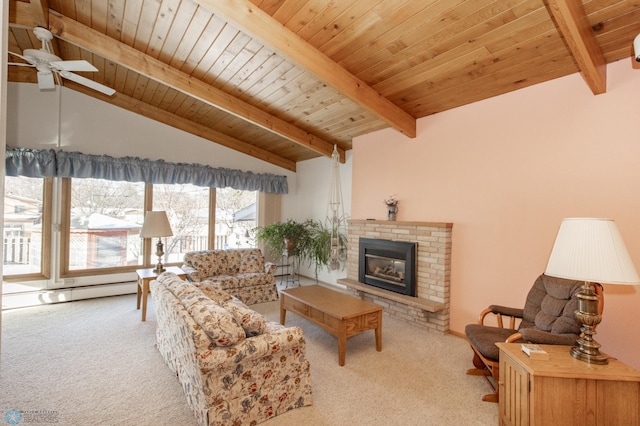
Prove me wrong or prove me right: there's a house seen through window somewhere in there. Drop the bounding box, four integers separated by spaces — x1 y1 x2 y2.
3 176 46 277
66 178 145 271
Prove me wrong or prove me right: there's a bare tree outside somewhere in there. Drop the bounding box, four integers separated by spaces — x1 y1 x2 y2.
153 184 210 262
5 176 43 200
215 187 257 249
71 178 142 218
68 178 145 269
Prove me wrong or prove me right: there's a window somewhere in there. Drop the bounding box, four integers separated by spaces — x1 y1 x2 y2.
3 176 52 281
60 179 262 276
62 178 145 274
215 188 257 249
152 183 211 265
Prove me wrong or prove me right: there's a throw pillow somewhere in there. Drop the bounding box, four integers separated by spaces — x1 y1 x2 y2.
223 298 268 337
239 253 265 274
195 281 267 337
185 296 245 347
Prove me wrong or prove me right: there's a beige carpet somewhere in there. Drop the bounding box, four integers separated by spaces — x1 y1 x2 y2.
0 291 498 425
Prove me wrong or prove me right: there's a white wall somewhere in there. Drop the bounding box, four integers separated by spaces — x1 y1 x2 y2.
293 151 352 284
8 83 297 177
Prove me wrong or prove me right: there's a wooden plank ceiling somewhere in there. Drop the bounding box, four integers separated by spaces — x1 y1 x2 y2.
7 0 640 172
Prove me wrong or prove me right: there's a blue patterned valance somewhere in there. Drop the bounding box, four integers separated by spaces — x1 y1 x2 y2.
5 147 57 178
6 148 288 194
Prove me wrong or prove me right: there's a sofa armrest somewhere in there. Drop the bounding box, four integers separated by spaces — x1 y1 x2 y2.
264 262 277 275
181 265 201 282
197 324 306 372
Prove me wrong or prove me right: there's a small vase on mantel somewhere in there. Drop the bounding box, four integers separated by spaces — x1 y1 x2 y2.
387 205 398 221
384 196 399 221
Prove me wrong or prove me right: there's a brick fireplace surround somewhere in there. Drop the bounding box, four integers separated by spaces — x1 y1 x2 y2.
338 220 452 334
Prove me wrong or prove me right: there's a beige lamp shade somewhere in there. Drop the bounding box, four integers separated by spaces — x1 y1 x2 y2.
545 218 640 285
140 211 173 238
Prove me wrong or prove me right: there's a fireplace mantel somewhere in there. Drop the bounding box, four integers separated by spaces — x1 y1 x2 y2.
340 219 452 333
349 219 453 228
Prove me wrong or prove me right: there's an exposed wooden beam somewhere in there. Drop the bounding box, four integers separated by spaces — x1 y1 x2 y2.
194 0 417 138
546 0 606 94
8 66 38 84
64 83 297 172
29 0 49 28
9 1 37 29
9 2 344 164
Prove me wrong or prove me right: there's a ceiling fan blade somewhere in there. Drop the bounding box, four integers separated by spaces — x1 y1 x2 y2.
51 60 98 72
37 71 56 90
59 71 116 96
8 62 35 68
8 51 35 65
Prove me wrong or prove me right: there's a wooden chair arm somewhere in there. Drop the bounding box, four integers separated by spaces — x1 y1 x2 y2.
505 332 522 343
478 305 523 329
477 307 494 324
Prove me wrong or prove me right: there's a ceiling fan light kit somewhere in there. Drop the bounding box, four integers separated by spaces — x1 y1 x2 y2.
8 27 115 96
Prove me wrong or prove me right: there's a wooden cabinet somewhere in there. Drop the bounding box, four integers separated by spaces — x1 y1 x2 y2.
497 343 640 426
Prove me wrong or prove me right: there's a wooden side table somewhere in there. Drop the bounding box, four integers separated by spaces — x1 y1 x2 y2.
136 266 186 321
497 342 640 426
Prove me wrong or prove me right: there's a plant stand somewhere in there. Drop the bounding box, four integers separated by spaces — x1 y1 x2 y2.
280 251 300 288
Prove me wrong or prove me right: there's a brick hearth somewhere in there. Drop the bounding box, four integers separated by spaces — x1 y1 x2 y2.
338 220 452 333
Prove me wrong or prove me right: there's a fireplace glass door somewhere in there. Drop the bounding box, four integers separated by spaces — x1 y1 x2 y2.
358 238 416 296
364 254 406 287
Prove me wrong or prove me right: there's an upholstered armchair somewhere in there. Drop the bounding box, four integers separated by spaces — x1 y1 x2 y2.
465 273 603 402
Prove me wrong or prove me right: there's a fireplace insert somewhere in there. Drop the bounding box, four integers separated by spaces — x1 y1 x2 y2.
358 238 416 296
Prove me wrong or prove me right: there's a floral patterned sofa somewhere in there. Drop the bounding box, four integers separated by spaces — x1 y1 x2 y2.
181 248 278 305
151 272 313 426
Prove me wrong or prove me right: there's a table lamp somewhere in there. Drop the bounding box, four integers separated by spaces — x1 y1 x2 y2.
545 218 640 364
140 211 173 273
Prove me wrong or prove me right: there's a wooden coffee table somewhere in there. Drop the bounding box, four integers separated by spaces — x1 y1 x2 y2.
280 285 383 366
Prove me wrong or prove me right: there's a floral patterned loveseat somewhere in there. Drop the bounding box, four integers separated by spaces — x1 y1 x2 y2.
181 248 278 305
151 272 313 426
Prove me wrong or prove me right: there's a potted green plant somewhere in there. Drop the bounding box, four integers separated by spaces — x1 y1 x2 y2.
306 219 348 277
254 219 311 259
254 218 348 281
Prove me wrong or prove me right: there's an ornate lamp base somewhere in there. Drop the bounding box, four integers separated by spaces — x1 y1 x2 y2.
152 239 166 274
571 281 608 365
570 345 608 364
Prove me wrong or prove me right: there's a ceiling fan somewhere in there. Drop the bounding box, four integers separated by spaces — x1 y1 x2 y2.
8 27 115 96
